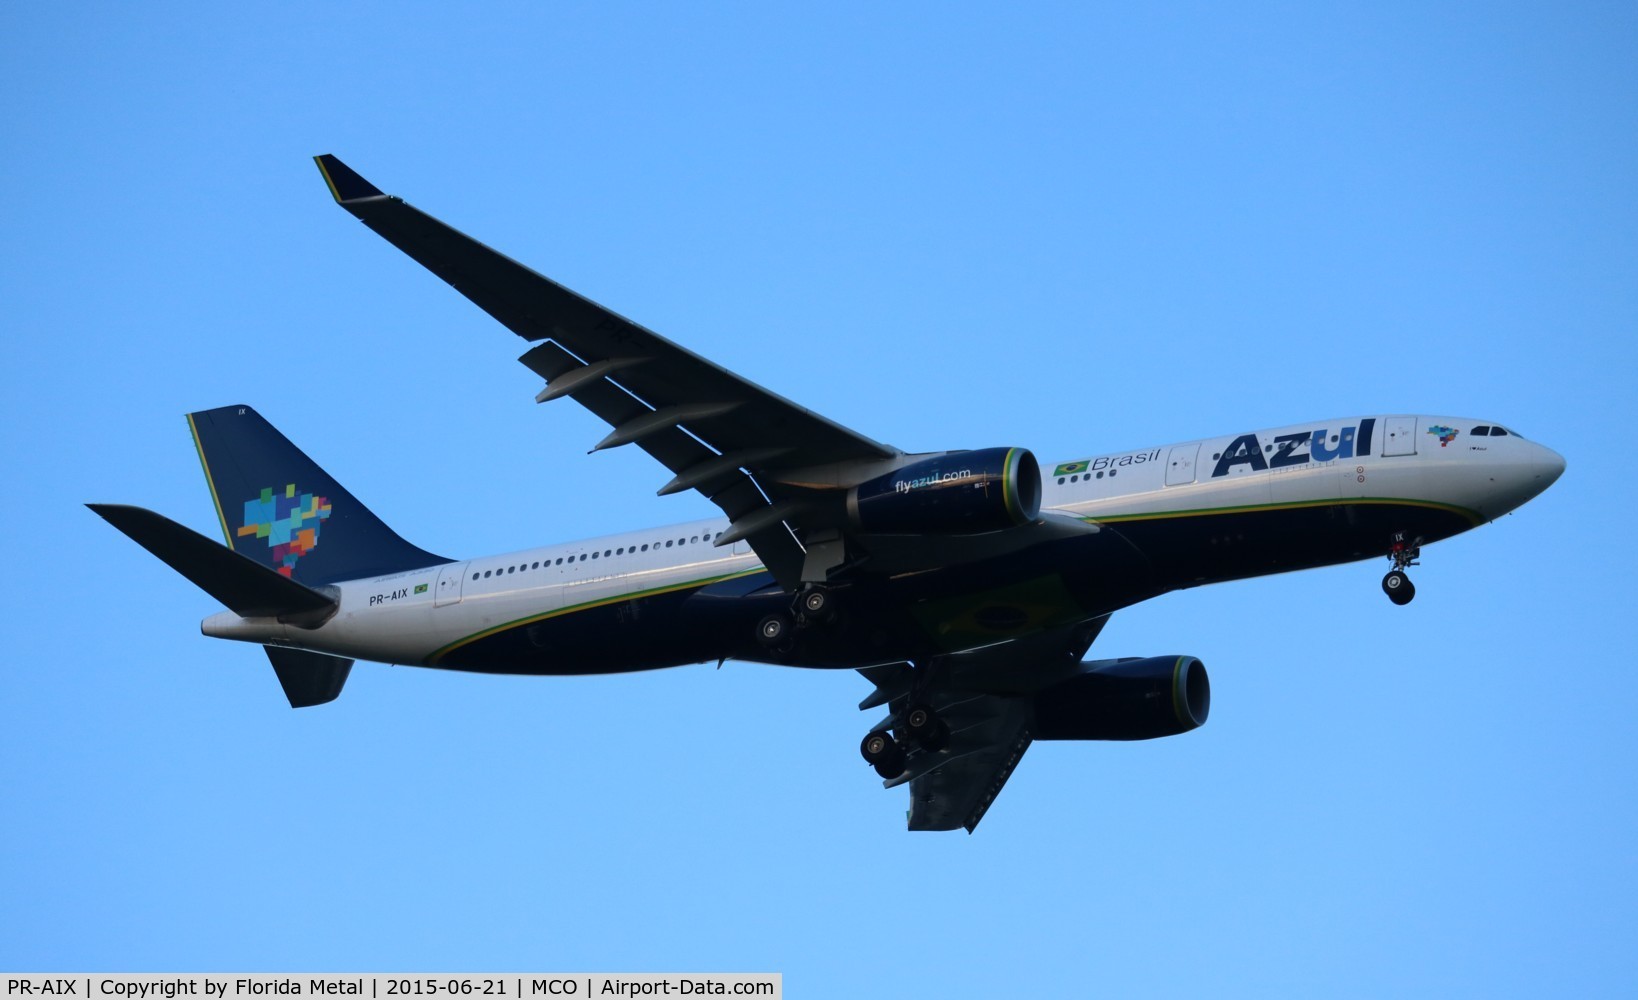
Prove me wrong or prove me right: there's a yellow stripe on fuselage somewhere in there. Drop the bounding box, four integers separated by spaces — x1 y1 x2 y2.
1086 496 1481 528
426 567 764 664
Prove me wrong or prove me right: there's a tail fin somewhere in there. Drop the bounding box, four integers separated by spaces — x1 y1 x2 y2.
265 646 354 708
187 404 448 586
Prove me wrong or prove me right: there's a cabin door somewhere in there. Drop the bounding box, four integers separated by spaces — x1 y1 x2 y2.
1165 443 1200 486
433 561 468 607
1381 417 1418 457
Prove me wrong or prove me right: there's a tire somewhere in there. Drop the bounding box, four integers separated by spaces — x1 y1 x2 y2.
874 758 905 780
1383 571 1415 605
905 704 947 750
757 613 792 648
861 731 906 777
797 586 836 625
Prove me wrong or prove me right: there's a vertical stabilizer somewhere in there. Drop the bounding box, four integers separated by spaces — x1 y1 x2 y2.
188 404 448 586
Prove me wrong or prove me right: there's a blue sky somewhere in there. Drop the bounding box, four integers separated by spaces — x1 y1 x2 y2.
3 2 1635 994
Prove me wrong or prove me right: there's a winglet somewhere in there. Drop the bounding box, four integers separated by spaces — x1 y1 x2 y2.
313 154 384 203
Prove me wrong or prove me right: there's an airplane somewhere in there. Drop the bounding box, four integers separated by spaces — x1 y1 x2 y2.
90 155 1567 832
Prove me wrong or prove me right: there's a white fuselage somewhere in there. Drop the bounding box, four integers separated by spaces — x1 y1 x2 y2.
204 414 1564 669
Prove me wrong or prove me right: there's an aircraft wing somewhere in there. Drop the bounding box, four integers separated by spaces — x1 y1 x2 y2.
314 155 899 588
905 697 1035 832
858 618 1110 832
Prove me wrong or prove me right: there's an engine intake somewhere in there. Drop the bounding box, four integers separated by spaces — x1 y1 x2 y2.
1033 655 1210 741
848 447 1041 534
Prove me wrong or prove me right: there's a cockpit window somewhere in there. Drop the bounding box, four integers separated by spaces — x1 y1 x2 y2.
1472 426 1490 436
1491 427 1509 437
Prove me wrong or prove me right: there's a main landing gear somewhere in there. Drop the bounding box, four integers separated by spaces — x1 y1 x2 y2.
753 584 839 653
859 703 950 779
858 657 952 779
1382 533 1421 606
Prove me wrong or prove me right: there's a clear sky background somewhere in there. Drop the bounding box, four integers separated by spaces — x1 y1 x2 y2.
3 2 1635 995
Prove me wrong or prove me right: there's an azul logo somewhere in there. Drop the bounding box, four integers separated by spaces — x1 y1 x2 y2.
1426 425 1459 447
1211 419 1376 478
238 484 332 577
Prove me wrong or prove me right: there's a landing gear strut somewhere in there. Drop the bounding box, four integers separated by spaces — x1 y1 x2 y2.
1382 533 1420 606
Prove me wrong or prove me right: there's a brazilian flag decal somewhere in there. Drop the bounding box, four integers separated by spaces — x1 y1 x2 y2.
1053 460 1090 476
414 583 429 595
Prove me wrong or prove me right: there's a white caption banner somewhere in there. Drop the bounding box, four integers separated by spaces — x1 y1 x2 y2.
0 976 779 1000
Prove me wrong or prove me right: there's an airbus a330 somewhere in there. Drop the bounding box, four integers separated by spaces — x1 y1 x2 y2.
92 156 1566 831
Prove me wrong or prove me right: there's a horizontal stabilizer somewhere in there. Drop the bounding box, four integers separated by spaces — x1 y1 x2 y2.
265 645 353 708
88 504 336 619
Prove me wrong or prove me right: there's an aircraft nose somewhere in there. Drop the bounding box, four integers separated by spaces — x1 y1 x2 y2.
1536 443 1567 489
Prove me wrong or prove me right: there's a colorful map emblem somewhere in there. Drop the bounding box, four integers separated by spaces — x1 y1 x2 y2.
238 484 332 577
1426 425 1459 447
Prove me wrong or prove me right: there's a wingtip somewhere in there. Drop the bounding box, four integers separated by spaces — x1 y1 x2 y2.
313 154 384 203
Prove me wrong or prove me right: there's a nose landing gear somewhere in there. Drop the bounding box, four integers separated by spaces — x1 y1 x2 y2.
1382 533 1421 606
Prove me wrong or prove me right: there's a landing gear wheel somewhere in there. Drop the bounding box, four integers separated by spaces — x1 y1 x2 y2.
904 704 949 752
860 730 906 778
795 585 837 626
756 613 794 651
1382 570 1415 605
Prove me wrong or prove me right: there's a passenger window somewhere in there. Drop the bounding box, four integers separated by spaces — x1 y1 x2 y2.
591 552 599 560
1109 469 1117 477
1057 477 1065 485
579 554 587 562
1472 426 1490 436
483 570 491 578
471 572 478 581
691 536 698 544
555 558 562 565
703 533 712 541
641 544 649 552
1096 471 1103 479
604 549 612 557
665 540 673 548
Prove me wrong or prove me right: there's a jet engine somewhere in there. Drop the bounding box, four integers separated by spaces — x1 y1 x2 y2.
1033 655 1210 741
848 447 1041 534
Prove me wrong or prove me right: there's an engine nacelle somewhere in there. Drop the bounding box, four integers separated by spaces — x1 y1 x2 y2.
848 447 1041 534
1033 655 1210 741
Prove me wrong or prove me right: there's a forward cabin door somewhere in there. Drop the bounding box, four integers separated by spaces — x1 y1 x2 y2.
1381 416 1418 457
433 560 469 607
1165 443 1200 486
